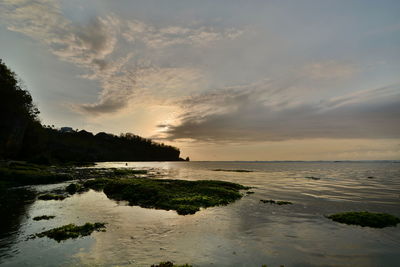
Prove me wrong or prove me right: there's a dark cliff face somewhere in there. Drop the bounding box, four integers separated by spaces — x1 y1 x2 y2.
0 59 182 163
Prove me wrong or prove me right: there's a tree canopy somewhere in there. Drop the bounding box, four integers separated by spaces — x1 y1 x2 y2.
0 59 182 162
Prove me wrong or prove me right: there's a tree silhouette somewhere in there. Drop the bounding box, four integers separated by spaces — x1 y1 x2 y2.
0 59 182 163
0 59 39 158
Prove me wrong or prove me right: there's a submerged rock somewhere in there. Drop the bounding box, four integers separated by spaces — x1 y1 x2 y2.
327 211 400 228
35 222 106 242
38 194 66 200
305 176 321 180
33 215 55 221
212 169 253 173
260 199 292 205
151 262 192 267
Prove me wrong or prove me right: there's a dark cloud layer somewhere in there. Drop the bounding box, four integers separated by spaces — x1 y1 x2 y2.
160 84 400 142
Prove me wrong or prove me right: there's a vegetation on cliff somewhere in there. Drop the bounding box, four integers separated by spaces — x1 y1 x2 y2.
0 59 182 164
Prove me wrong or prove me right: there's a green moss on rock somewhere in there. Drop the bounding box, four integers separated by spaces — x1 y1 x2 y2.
84 177 249 215
35 222 106 242
0 164 71 186
113 168 147 176
327 211 400 228
65 183 87 194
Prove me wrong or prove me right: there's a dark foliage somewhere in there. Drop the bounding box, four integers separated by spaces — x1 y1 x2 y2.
23 129 181 163
0 59 39 159
0 59 182 163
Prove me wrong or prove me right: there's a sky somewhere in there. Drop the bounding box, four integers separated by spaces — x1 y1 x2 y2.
0 0 399 160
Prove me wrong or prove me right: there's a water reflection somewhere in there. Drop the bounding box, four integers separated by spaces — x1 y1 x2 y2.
0 162 399 266
0 187 35 262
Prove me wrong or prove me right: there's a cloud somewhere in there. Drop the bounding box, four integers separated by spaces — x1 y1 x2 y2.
122 20 243 49
0 0 242 115
303 60 359 80
158 83 400 142
1 0 117 68
76 65 204 115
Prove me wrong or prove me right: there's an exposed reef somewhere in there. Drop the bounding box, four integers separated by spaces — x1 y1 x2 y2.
38 194 66 200
327 211 400 228
212 169 253 173
151 262 192 267
84 177 250 215
34 222 106 242
260 199 293 205
0 162 71 187
305 176 321 180
33 215 55 221
65 183 88 195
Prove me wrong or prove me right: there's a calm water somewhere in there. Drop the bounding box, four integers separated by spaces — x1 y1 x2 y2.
1 161 399 267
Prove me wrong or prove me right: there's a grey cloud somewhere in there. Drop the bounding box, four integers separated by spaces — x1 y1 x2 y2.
92 59 108 70
122 21 243 49
0 0 243 116
75 19 110 53
78 98 126 115
160 84 400 142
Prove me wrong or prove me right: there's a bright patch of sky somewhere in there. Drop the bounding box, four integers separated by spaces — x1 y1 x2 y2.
0 0 399 160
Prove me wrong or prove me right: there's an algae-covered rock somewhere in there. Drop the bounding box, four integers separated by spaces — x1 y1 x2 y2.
84 177 250 215
305 176 321 180
38 194 66 200
65 183 87 194
35 222 106 241
151 262 192 267
0 163 71 186
260 199 292 205
33 215 55 221
212 169 253 173
276 201 292 205
327 211 400 228
113 168 147 176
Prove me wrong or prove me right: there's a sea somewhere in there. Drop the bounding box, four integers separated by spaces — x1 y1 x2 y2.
0 161 399 267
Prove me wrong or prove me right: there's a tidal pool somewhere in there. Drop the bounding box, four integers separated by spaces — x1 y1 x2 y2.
1 161 399 266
